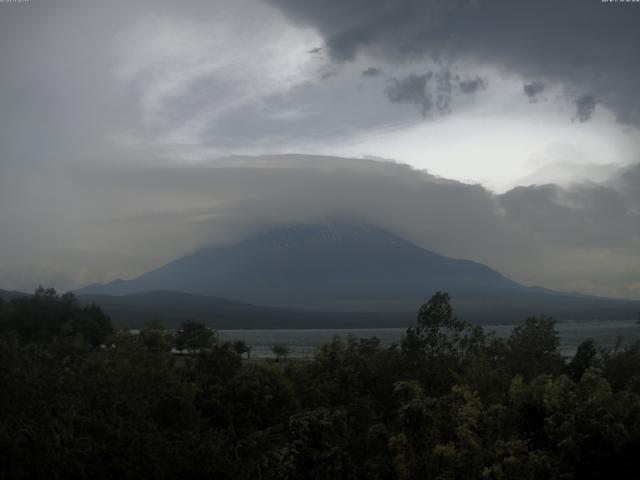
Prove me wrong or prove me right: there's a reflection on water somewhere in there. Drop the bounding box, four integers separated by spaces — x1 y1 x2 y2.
219 320 640 359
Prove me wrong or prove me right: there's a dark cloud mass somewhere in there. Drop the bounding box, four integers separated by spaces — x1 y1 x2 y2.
267 0 640 126
458 76 487 94
523 81 546 101
385 70 488 116
575 94 597 122
385 73 432 116
362 67 383 77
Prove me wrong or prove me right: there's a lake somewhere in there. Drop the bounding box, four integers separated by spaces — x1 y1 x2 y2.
219 319 640 359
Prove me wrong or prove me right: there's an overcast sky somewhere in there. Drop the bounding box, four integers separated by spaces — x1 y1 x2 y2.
1 0 639 299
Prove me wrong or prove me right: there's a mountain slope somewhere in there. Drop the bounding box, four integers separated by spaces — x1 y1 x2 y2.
77 220 639 322
77 221 520 308
0 289 28 302
77 290 412 329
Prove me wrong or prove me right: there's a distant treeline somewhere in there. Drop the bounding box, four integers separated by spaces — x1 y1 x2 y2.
1 289 639 479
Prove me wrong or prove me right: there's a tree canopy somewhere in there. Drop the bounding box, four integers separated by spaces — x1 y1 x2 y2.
1 290 639 479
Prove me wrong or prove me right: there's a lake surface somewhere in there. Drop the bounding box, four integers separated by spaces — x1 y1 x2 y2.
219 319 640 359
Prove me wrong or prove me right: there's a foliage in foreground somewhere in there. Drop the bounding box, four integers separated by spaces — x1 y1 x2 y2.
1 290 640 479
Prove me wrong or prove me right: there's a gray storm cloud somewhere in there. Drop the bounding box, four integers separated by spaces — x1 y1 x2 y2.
1 1 639 300
267 0 640 126
1 154 639 300
523 81 546 102
458 77 487 95
575 95 597 123
385 70 488 116
385 73 433 116
362 67 383 78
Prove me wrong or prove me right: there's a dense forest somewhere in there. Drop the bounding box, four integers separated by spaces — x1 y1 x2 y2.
1 288 640 479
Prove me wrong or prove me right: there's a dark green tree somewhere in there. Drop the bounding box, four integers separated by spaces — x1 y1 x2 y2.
401 292 476 393
567 338 601 381
140 318 171 353
506 316 564 380
233 339 252 359
0 287 112 346
403 291 468 359
174 320 215 351
272 344 290 361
